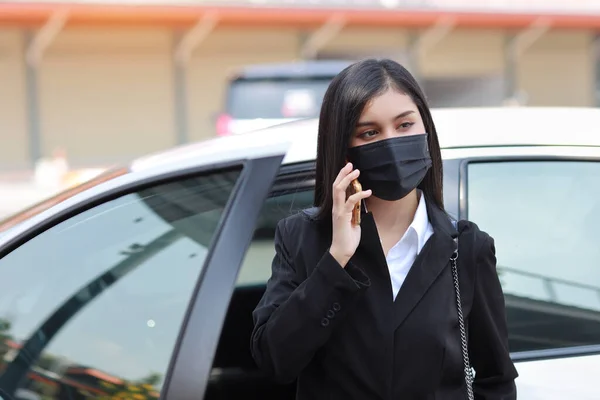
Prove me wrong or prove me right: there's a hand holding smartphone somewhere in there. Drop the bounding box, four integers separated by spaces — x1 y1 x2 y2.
330 163 370 267
346 171 363 226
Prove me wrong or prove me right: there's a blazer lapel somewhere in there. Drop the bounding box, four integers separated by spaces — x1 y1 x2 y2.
392 202 458 331
355 212 392 285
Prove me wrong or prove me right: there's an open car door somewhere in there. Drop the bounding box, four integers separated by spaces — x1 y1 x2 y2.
0 154 284 400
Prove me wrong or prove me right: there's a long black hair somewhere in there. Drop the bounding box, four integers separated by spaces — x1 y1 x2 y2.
314 58 444 221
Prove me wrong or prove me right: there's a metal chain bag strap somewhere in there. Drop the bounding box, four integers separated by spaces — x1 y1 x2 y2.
450 220 475 400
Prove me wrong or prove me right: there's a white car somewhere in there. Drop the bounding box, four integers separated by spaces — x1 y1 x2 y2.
0 107 598 398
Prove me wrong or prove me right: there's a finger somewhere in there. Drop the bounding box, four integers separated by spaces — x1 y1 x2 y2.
333 169 360 207
332 162 353 188
345 190 372 212
336 168 360 195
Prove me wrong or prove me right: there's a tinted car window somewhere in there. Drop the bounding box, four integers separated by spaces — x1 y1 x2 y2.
0 168 241 399
227 79 331 119
237 190 314 286
467 161 600 352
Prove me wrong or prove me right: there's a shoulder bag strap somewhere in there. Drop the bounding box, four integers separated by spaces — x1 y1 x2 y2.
450 220 475 400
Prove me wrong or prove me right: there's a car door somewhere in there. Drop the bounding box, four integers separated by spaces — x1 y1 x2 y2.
0 155 283 400
456 146 600 396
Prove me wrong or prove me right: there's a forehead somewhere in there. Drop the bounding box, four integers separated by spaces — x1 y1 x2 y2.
360 89 417 116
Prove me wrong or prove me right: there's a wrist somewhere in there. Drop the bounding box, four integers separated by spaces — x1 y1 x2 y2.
329 246 351 268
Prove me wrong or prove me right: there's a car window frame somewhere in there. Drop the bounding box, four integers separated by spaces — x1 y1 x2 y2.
457 151 600 362
0 154 285 399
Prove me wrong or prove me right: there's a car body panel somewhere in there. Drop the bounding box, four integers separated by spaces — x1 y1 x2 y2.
515 351 600 399
226 117 301 136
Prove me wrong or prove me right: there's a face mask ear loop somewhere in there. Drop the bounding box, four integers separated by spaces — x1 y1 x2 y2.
361 197 369 214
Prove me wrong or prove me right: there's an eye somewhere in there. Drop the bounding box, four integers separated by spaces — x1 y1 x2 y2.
357 130 378 139
398 122 415 130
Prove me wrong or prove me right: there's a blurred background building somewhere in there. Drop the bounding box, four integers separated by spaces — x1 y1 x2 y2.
1 0 600 215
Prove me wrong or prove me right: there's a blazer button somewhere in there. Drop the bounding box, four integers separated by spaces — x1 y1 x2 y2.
332 302 341 312
321 318 330 327
326 310 335 319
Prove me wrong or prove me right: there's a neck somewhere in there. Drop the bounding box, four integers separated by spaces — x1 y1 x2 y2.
366 189 420 234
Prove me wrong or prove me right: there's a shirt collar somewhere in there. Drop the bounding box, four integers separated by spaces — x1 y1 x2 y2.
409 190 430 251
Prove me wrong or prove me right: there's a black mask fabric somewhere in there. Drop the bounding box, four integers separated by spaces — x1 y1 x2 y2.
346 133 432 201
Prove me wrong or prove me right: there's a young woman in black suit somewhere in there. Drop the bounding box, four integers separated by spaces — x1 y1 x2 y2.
251 58 518 399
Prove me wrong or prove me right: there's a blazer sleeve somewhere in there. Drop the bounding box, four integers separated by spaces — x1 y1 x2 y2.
469 235 519 399
250 218 371 383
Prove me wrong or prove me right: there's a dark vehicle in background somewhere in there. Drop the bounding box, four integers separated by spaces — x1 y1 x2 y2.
216 60 350 136
0 107 599 399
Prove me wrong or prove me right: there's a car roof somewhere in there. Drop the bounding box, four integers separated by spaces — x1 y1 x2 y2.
431 107 600 149
230 60 352 80
133 106 600 170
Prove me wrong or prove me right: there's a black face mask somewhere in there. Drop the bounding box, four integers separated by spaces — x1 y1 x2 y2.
346 133 432 201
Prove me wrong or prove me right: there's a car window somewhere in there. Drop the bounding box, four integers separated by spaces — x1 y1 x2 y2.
0 167 242 399
237 189 315 286
467 161 600 352
227 78 331 119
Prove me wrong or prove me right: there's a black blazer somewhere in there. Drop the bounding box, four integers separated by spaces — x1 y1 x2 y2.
251 201 518 400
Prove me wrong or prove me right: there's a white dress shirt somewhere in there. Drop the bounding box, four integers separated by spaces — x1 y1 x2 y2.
385 190 434 300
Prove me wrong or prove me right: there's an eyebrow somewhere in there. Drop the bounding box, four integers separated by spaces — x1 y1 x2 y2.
356 110 415 128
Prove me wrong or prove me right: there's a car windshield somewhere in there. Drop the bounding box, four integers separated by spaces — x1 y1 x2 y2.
0 167 129 233
227 78 331 119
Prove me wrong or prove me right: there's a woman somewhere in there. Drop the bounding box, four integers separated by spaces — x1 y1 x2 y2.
251 58 518 399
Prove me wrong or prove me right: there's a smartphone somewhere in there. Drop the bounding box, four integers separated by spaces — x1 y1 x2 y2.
346 175 362 226
350 179 362 226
